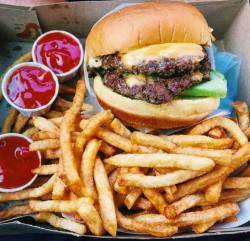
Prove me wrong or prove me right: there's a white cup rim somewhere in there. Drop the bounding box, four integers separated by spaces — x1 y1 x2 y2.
1 62 59 113
32 30 84 78
0 133 41 192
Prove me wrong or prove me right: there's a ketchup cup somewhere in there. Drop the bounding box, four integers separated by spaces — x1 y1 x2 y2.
0 133 41 193
1 62 59 117
32 30 84 82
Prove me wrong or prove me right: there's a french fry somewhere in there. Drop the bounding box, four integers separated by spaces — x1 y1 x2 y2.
143 188 167 214
165 203 239 227
171 143 250 201
108 168 118 188
33 212 86 234
44 110 64 119
160 135 233 149
0 175 56 202
96 127 133 153
22 127 39 138
2 107 18 133
220 189 250 203
52 176 67 200
29 139 60 151
42 149 61 159
60 80 85 196
172 147 232 166
59 84 76 95
105 153 215 171
32 164 58 175
75 110 114 160
79 118 89 130
109 118 131 138
223 177 250 189
192 220 216 234
114 168 129 194
94 158 117 236
165 194 203 219
0 204 34 220
13 113 29 133
77 201 105 236
207 127 226 139
119 170 205 188
33 116 60 134
232 101 249 131
245 127 250 139
49 117 63 126
133 213 168 224
131 131 176 152
100 142 117 157
224 215 238 223
80 139 101 199
205 180 223 203
29 198 92 213
189 116 248 146
116 210 178 237
32 131 59 141
133 197 154 211
124 187 142 210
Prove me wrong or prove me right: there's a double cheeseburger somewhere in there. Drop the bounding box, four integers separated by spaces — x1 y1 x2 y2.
86 2 227 129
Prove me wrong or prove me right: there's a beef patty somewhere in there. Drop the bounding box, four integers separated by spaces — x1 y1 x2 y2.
89 50 211 104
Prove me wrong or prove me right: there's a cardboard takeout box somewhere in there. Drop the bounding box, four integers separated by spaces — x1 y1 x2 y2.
0 0 250 238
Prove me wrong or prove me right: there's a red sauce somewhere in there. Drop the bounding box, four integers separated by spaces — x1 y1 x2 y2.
34 32 81 74
0 136 40 189
6 66 56 109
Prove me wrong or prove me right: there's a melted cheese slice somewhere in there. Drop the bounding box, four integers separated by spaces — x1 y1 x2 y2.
122 43 204 68
125 74 146 87
125 72 203 88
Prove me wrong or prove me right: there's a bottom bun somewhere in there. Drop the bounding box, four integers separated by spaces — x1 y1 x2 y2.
93 76 220 129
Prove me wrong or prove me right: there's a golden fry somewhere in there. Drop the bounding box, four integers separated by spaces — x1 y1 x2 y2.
80 139 101 199
34 212 86 234
29 139 60 151
0 204 34 220
205 180 223 204
172 147 232 166
13 113 29 133
117 210 178 237
0 175 55 202
161 135 233 149
109 118 131 138
105 153 215 171
32 164 58 175
2 108 18 133
165 194 203 219
33 116 59 134
232 101 249 131
75 110 114 160
94 158 117 236
60 80 85 195
131 131 176 152
189 116 248 146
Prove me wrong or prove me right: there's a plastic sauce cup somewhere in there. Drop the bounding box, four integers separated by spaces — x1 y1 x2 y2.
1 62 59 117
32 30 84 82
0 133 41 193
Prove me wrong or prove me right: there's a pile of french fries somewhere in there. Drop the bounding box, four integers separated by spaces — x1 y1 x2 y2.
1 54 250 237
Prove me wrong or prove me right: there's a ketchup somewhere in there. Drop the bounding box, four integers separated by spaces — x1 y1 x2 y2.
0 136 40 189
6 66 56 109
34 32 81 74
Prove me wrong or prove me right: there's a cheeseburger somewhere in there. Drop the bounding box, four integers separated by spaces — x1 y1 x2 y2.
86 2 227 129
